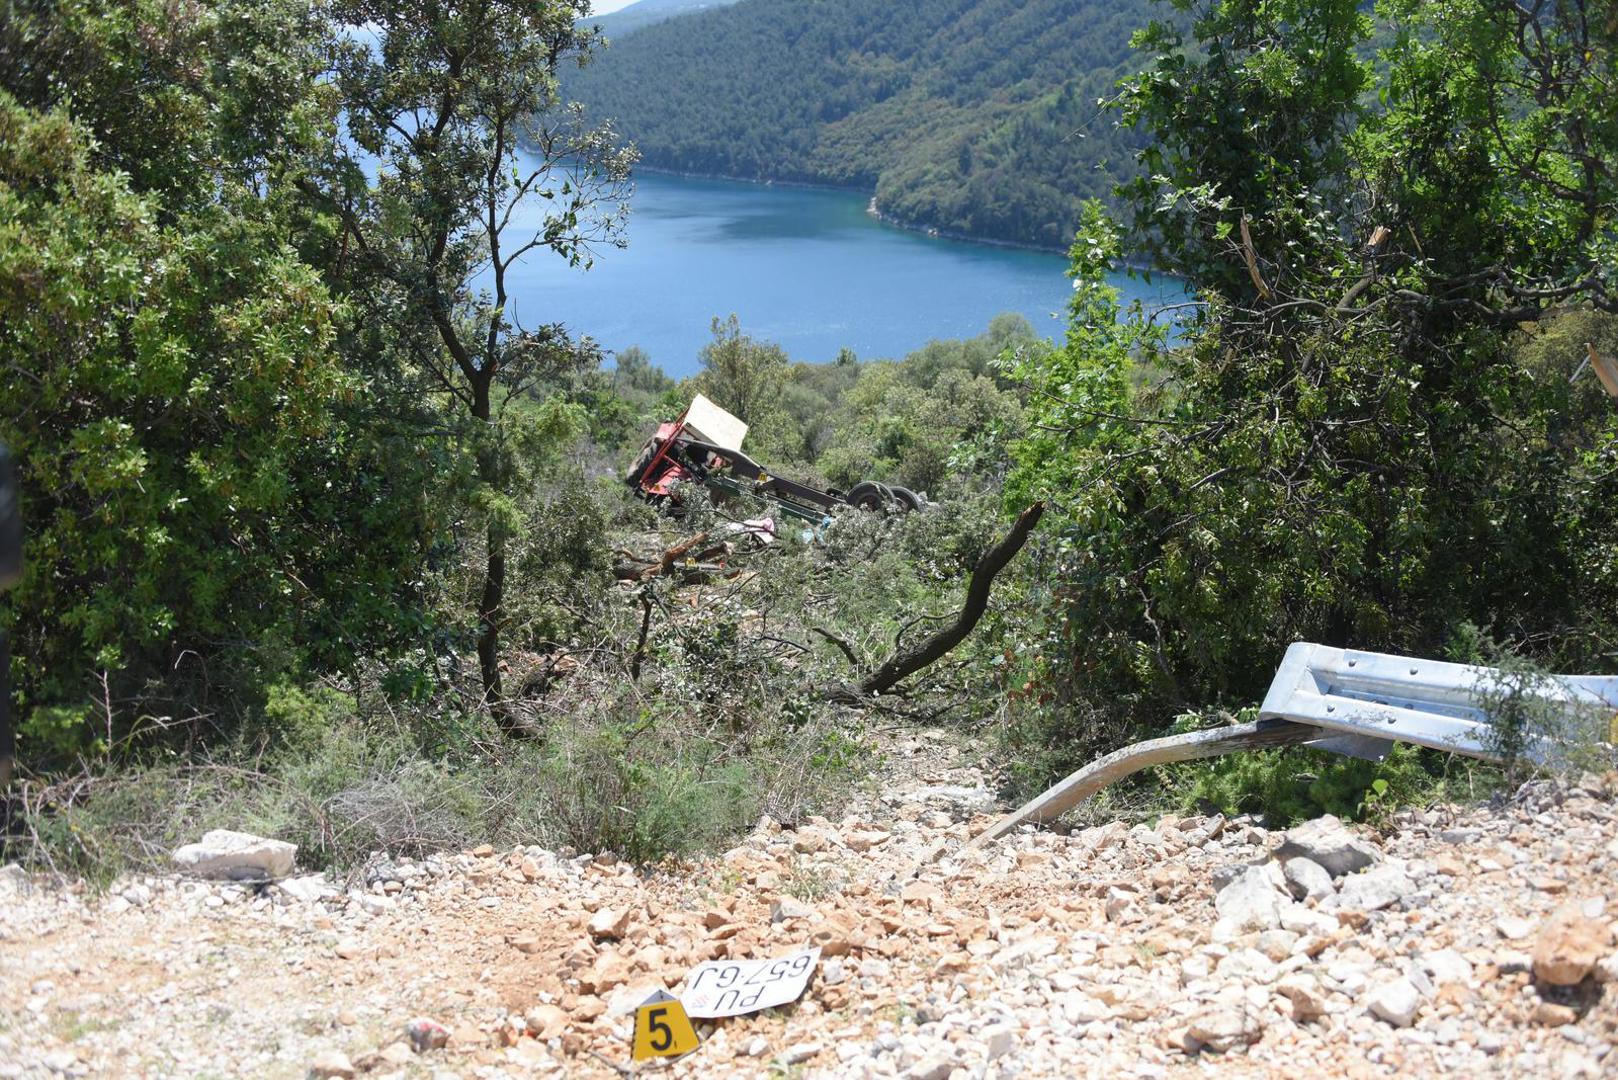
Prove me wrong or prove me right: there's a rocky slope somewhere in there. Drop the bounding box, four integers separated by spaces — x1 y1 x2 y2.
2 735 1616 1078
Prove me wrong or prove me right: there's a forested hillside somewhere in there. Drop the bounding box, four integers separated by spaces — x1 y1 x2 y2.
567 0 1161 249
582 0 741 39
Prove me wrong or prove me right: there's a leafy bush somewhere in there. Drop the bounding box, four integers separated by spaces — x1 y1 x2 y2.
994 0 1618 813
0 91 425 760
8 664 870 880
1162 738 1474 828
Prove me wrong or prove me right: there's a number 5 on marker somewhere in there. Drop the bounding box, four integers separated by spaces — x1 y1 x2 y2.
632 992 700 1061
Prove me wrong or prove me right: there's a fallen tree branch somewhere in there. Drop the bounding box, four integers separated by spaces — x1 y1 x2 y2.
851 501 1044 698
645 530 710 580
812 626 862 670
690 540 734 564
614 531 714 581
630 588 654 682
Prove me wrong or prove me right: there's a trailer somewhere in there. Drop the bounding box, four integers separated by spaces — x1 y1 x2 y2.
625 394 923 523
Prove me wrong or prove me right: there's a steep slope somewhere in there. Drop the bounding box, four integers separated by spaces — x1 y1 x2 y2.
567 0 1163 249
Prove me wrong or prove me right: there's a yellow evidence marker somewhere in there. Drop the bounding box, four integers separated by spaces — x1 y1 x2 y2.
631 989 700 1062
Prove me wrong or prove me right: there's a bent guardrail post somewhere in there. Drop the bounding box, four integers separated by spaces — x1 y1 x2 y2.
944 718 1323 863
916 642 1618 872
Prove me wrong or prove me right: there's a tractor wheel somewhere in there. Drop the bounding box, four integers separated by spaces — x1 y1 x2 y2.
847 481 893 511
889 486 924 512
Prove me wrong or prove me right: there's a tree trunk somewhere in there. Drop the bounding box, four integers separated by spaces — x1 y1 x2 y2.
477 516 507 714
469 377 516 730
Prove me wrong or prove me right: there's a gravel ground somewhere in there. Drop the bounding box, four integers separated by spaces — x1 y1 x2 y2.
2 733 1615 1079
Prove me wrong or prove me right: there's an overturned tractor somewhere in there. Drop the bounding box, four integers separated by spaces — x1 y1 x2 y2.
625 394 924 523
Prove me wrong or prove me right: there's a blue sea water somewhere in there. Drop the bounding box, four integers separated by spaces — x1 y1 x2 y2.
505 168 1178 378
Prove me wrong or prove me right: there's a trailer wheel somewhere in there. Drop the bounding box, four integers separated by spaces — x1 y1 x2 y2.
847 481 893 511
889 486 924 512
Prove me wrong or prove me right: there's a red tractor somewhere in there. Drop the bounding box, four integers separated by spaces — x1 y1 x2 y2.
625 394 923 524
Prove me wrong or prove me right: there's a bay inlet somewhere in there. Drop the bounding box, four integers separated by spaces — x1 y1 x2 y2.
507 168 1178 379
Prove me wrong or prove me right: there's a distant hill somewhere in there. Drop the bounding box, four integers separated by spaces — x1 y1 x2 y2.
583 0 745 40
568 0 1163 249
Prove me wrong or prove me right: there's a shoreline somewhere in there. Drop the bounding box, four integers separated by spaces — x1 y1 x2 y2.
630 163 1176 277
631 164 1071 255
865 199 1168 277
863 199 1070 256
631 162 881 200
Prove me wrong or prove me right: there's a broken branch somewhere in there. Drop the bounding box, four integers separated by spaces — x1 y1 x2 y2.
614 531 714 581
1589 342 1618 400
630 588 654 682
1239 214 1273 300
812 626 862 670
854 501 1044 698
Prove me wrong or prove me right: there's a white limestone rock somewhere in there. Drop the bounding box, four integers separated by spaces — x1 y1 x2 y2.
1282 857 1336 901
1275 816 1381 877
1365 978 1421 1027
1335 862 1414 912
171 830 296 881
1214 864 1288 933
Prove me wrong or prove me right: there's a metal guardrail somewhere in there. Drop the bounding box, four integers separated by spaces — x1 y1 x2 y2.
929 641 1618 865
1259 642 1618 765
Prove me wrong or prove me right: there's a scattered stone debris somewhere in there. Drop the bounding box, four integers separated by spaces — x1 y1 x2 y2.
2 742 1616 1079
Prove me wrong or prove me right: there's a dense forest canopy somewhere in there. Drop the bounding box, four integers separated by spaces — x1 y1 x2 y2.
565 0 1163 249
581 0 742 37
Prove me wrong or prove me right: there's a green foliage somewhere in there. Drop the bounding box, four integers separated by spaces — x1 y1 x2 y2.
1444 622 1618 782
507 467 617 649
0 0 333 210
530 717 755 863
687 315 792 455
817 317 1037 494
566 0 1166 247
1119 0 1374 295
997 0 1618 805
1002 204 1151 511
255 679 360 760
13 654 871 879
0 90 414 758
1165 740 1465 827
316 0 636 711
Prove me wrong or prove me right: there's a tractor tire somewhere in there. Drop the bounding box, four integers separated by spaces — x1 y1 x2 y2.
889 486 924 512
847 481 893 511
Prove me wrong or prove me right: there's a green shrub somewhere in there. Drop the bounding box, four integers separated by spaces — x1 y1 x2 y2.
6 660 872 881
0 87 433 764
1161 740 1477 828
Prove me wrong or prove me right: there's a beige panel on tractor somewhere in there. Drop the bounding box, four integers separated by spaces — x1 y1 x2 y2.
682 393 749 454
